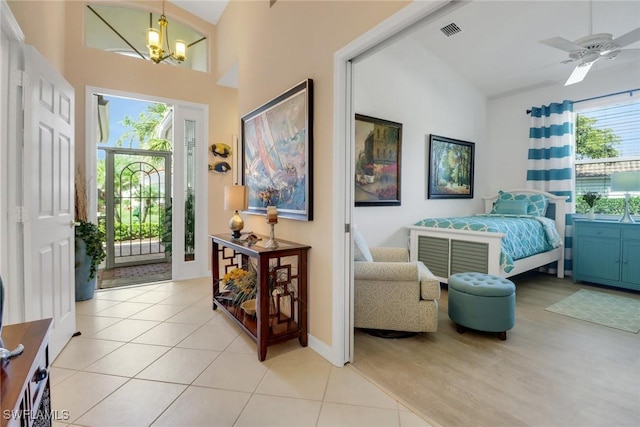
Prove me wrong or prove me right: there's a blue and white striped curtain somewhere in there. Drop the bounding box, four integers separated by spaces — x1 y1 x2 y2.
527 100 575 275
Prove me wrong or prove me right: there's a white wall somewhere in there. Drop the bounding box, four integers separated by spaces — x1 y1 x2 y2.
353 35 487 248
354 35 640 249
486 62 640 195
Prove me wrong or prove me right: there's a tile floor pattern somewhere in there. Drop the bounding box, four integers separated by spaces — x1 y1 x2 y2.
51 278 433 427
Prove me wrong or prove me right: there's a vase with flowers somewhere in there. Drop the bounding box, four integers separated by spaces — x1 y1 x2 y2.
221 267 258 308
582 191 601 220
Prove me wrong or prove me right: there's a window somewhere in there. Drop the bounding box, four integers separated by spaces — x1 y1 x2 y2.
574 93 640 215
85 4 208 72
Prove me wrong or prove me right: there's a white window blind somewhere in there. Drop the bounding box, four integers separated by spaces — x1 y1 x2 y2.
575 92 639 195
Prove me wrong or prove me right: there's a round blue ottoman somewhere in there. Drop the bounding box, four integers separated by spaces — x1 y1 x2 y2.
448 272 515 340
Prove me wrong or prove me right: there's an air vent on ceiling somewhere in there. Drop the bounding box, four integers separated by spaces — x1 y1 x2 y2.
440 23 461 37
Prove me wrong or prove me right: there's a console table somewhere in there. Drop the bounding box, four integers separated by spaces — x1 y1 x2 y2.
1 318 53 427
209 234 311 361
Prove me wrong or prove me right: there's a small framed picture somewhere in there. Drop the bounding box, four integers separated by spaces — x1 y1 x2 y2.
354 114 402 207
427 134 474 199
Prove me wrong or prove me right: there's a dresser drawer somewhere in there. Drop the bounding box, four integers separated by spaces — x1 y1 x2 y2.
622 226 640 240
576 224 620 239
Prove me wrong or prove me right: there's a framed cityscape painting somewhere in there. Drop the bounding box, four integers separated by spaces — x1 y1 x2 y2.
354 114 402 207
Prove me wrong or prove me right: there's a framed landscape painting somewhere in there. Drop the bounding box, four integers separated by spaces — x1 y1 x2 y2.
241 79 313 221
354 114 402 207
428 134 474 199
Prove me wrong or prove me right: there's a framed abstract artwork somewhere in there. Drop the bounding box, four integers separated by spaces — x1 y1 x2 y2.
241 79 313 221
427 134 474 199
354 114 402 207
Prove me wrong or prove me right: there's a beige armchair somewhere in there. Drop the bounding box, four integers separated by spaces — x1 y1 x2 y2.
353 228 440 334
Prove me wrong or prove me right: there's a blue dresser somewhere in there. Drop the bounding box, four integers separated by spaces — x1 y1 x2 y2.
573 220 640 291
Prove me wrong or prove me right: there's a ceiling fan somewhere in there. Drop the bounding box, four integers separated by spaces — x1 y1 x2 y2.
540 27 640 86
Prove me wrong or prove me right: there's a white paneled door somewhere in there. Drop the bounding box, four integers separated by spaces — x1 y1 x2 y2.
22 45 75 359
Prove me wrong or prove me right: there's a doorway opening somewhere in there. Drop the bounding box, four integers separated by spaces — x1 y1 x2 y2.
94 94 174 289
87 88 209 288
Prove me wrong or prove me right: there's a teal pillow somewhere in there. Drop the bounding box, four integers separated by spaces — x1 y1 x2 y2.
492 191 549 217
527 194 550 217
493 199 530 215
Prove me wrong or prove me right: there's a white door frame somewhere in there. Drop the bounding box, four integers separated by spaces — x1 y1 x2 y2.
331 0 461 365
85 87 209 281
1 0 25 324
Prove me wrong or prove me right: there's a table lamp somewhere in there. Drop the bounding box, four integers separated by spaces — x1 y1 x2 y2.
224 184 248 238
611 171 640 223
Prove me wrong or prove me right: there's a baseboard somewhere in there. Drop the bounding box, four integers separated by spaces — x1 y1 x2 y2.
307 334 346 367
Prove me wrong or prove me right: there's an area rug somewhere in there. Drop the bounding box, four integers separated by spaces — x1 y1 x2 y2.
546 289 640 333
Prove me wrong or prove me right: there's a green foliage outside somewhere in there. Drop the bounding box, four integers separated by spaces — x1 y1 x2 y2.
99 222 162 241
575 115 621 160
574 112 637 216
98 102 172 245
575 196 639 216
116 103 172 151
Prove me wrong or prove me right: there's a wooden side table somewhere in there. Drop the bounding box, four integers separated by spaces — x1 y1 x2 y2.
1 318 54 427
209 233 310 361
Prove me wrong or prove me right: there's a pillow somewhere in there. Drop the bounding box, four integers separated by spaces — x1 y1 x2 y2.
492 199 530 215
492 191 549 217
352 225 373 262
527 194 550 217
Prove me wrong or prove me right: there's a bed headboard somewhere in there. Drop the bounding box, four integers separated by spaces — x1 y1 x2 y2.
482 189 568 243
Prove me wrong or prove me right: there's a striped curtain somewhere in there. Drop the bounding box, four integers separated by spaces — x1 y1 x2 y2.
527 100 575 275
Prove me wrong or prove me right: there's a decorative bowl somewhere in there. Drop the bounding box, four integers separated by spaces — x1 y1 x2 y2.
240 299 256 316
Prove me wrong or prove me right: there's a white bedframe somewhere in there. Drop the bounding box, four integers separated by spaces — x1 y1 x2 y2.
408 189 567 284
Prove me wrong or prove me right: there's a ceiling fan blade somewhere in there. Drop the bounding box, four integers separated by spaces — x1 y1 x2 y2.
612 27 640 48
615 48 640 60
565 61 594 86
540 36 584 53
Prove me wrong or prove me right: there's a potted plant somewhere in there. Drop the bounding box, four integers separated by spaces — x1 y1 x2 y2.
75 220 106 301
582 191 601 220
75 171 106 301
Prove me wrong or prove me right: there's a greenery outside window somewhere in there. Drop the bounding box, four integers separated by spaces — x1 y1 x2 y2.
574 94 640 216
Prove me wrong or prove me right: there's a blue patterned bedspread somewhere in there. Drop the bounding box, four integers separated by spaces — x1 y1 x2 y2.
413 214 562 272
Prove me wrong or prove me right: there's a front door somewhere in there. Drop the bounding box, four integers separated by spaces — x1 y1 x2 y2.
22 45 75 359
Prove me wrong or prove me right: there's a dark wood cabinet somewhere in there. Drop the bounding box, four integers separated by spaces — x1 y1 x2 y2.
1 318 53 427
209 234 310 361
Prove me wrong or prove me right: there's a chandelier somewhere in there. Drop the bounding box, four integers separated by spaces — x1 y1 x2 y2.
87 2 206 66
147 1 185 63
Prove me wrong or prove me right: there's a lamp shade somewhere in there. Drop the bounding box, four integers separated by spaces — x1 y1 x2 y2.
147 28 160 49
174 40 186 61
611 171 640 193
224 185 248 211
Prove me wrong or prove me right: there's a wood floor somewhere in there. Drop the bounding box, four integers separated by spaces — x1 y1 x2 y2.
352 272 640 427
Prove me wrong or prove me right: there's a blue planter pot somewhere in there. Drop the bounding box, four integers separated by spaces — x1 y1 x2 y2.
75 238 97 301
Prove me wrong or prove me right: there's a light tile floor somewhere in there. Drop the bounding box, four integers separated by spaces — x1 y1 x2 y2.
51 277 433 427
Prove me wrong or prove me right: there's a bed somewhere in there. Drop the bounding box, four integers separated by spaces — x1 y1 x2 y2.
408 189 567 284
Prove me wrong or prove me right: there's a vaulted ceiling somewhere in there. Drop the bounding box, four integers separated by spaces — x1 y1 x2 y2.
169 0 640 98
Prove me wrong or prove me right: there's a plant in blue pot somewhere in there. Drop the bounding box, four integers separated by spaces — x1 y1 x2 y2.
75 220 106 301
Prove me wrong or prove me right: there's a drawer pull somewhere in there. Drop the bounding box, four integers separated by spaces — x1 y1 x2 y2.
33 367 48 383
